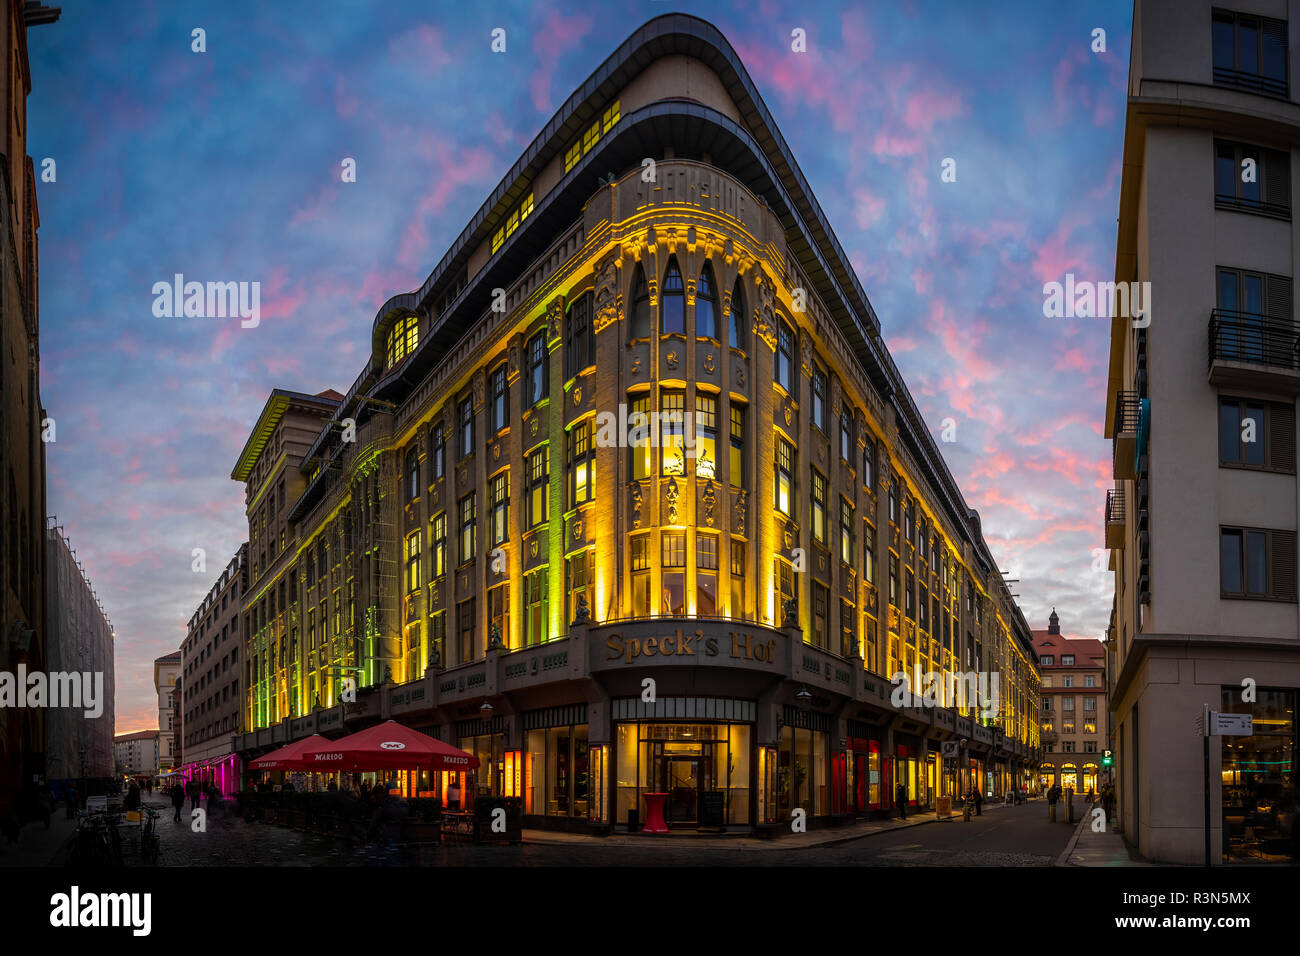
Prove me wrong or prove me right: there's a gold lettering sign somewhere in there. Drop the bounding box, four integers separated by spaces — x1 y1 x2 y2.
604 630 776 665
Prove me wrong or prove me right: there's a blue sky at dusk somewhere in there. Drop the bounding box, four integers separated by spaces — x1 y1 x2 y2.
26 0 1133 732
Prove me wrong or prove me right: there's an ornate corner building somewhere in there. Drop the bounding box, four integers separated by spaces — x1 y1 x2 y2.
232 14 1041 830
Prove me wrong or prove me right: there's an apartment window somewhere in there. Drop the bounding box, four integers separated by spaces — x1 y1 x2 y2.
775 437 795 517
811 470 828 544
489 471 509 546
662 530 687 616
526 447 548 528
430 425 445 481
812 583 829 649
776 320 794 391
490 364 508 434
862 439 875 492
564 141 581 172
888 480 899 525
405 531 421 594
1062 697 1075 712
918 583 929 632
386 315 418 369
1084 674 1096 688
730 539 746 619
889 554 899 609
1062 721 1076 735
1041 655 1054 666
729 404 746 489
840 409 853 462
431 513 446 579
630 393 652 480
1063 675 1074 688
864 521 876 585
1221 527 1298 600
457 395 474 460
661 257 685 335
774 557 795 621
602 98 620 132
568 420 594 506
661 390 686 476
565 290 595 380
582 119 600 153
457 598 476 664
1219 398 1296 472
1212 10 1288 97
840 498 854 567
729 278 747 350
1084 697 1097 712
697 534 719 616
695 394 718 480
458 493 477 563
491 227 504 253
566 550 593 626
811 365 827 432
1062 655 1075 666
527 330 548 406
523 568 548 646
488 583 509 649
406 447 420 502
631 534 651 616
697 262 719 340
1215 141 1291 217
631 265 651 339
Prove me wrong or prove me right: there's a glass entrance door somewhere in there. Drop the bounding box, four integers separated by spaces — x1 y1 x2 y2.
665 758 699 826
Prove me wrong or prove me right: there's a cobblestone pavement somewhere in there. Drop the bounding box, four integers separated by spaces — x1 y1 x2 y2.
104 797 1076 867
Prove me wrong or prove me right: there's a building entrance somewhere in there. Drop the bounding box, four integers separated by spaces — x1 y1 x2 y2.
664 757 702 826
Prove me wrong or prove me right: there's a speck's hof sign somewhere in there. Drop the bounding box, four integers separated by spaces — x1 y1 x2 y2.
602 627 778 666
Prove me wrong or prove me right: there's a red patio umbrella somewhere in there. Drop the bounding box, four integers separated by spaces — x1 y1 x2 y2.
248 734 332 771
296 720 479 772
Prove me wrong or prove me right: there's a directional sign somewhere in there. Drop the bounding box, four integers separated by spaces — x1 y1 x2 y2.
1213 713 1252 736
941 741 959 758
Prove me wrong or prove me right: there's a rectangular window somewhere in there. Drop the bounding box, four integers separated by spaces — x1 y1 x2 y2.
459 493 477 564
631 534 651 617
904 568 915 620
662 530 686 616
697 534 719 616
730 539 746 620
630 393 652 480
1221 526 1297 600
840 498 854 567
812 583 829 649
458 598 476 664
601 98 620 133
490 471 509 546
565 291 595 380
431 425 445 481
564 141 581 172
568 420 594 506
490 364 508 434
661 390 686 476
811 470 828 544
526 447 549 528
458 395 475 460
582 120 600 154
840 409 853 462
524 569 548 646
1219 398 1295 472
1215 140 1291 217
729 403 746 489
889 480 899 525
527 330 548 406
491 227 504 253
812 365 827 432
864 521 876 585
774 557 795 622
406 447 421 502
431 513 447 578
1213 10 1288 97
489 583 509 649
889 554 899 608
862 438 875 491
695 393 718 480
566 550 593 626
775 437 795 517
405 531 421 594
776 321 794 391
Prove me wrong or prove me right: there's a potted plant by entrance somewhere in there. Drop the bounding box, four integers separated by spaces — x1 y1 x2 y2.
401 797 443 844
473 796 522 844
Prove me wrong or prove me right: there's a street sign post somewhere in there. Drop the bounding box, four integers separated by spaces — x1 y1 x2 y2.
1198 708 1254 867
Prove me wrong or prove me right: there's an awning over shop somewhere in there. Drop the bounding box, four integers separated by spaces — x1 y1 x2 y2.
249 734 332 771
296 720 480 772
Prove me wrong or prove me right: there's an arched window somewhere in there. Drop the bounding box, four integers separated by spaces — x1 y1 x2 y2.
729 277 747 349
697 262 719 340
630 264 650 339
661 257 685 335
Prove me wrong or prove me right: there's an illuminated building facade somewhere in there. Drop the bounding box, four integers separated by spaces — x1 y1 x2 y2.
233 14 1041 830
1033 612 1108 797
153 651 180 774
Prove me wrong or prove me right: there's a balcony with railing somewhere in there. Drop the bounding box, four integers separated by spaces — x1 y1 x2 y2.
1112 391 1140 480
1104 485 1125 550
1208 308 1300 395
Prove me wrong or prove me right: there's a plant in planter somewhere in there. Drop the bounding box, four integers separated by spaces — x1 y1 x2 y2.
401 797 443 844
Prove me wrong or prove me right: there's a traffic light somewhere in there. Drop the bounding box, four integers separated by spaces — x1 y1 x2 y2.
1102 749 1113 767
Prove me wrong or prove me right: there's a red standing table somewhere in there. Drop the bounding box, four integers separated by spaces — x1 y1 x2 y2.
641 792 670 833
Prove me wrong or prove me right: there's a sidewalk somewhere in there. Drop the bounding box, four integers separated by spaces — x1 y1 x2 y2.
1057 809 1152 866
0 806 78 867
524 797 1023 852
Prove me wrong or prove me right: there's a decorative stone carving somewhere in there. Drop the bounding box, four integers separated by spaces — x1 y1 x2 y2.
529 539 539 559
665 477 680 525
573 593 590 624
784 404 792 427
782 597 799 629
703 353 715 373
666 350 679 370
632 356 642 377
594 253 620 333
686 277 697 306
573 385 583 407
753 271 777 351
507 341 520 381
702 479 717 528
547 297 565 342
735 364 745 387
732 488 746 535
488 622 503 651
630 481 644 529
472 371 485 411
573 517 584 542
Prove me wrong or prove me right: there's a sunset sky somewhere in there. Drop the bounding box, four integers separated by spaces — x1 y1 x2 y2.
26 0 1131 733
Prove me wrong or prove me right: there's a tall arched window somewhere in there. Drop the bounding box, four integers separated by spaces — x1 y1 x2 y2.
730 277 747 349
631 264 650 339
661 257 685 335
697 262 719 340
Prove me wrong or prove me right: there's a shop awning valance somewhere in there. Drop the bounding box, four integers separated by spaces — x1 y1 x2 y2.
296 720 480 772
249 734 332 771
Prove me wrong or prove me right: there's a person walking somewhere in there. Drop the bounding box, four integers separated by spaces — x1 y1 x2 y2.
895 781 907 820
188 779 200 813
171 781 186 823
974 786 984 816
447 778 461 812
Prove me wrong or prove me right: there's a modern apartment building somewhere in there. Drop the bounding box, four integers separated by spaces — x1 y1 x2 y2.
1032 612 1108 796
1108 0 1300 863
178 544 248 794
43 519 115 786
232 14 1041 831
153 651 180 773
0 0 58 816
114 729 159 778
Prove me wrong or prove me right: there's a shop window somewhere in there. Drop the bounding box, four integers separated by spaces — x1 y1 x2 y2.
525 724 590 817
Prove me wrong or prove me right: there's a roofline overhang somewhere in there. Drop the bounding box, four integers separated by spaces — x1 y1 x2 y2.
231 388 341 483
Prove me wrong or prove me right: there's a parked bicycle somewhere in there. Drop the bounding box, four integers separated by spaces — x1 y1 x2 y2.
140 806 160 864
66 811 123 868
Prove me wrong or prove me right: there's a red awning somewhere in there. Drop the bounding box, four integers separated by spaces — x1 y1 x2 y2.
296 721 479 772
249 734 332 771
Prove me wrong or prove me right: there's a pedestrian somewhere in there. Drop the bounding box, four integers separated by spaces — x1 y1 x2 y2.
448 777 461 811
125 782 141 813
171 780 186 823
974 786 984 816
895 781 907 820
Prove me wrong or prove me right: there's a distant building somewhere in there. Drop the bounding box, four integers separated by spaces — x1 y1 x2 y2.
177 544 247 794
153 652 180 772
114 730 159 777
43 520 115 785
1032 610 1108 797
